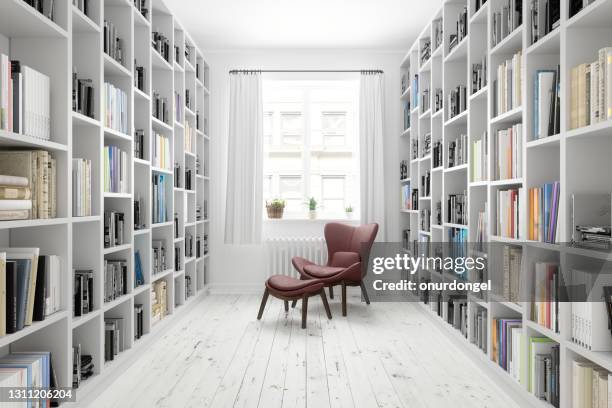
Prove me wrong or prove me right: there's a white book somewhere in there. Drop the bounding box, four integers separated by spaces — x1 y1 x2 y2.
0 200 32 211
0 175 28 187
608 49 612 120
591 61 599 124
536 72 555 139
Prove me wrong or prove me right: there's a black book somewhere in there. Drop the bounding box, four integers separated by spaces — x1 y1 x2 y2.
74 274 83 317
5 261 17 334
11 61 21 134
33 255 47 321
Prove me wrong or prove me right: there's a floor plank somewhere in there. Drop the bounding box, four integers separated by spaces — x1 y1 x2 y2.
88 295 522 408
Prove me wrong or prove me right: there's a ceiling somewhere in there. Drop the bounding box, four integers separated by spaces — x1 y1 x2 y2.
168 0 443 52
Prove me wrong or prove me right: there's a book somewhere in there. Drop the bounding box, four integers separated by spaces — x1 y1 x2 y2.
533 70 557 140
532 261 559 332
134 251 144 287
494 124 522 180
5 260 17 334
0 185 31 200
495 51 522 116
72 158 92 217
528 182 560 243
103 145 128 194
2 248 40 328
103 82 128 134
0 253 5 337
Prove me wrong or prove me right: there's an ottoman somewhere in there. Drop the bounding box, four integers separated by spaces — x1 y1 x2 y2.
257 275 332 329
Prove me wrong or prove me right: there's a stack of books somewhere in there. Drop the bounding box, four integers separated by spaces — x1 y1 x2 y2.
103 20 124 65
448 7 467 53
152 280 168 324
134 251 144 287
104 259 127 302
185 120 195 154
153 133 171 170
153 91 169 124
103 82 128 134
447 192 467 225
494 124 522 180
494 51 523 116
502 245 522 302
72 68 95 119
152 240 168 274
74 269 94 317
528 337 559 407
569 47 612 130
73 158 92 217
152 31 171 62
496 188 522 239
533 68 561 139
447 296 468 337
471 308 487 353
104 317 126 361
531 261 559 332
432 18 443 51
134 304 144 339
420 39 431 65
448 134 468 168
134 129 145 160
447 85 467 120
471 132 488 182
571 361 611 408
0 250 61 336
571 268 612 352
472 56 487 94
152 173 168 223
0 150 56 220
0 351 53 404
529 0 560 45
492 0 523 47
103 145 128 193
0 55 51 140
104 210 125 248
528 181 560 243
492 317 523 381
0 175 31 221
401 184 413 210
73 344 94 388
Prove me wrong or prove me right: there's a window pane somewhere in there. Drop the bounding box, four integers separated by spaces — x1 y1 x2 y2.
322 112 346 133
279 175 303 212
322 199 345 213
263 175 272 200
263 112 273 145
280 112 302 145
322 176 345 199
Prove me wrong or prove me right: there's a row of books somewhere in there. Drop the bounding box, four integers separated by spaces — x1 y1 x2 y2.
104 259 127 303
175 91 183 123
529 337 559 407
0 150 56 220
73 343 94 388
569 0 597 18
492 0 523 47
403 101 410 131
572 360 611 408
103 210 125 248
0 250 60 336
432 18 443 52
420 208 430 232
448 7 467 53
475 207 488 249
400 160 408 180
527 181 560 243
152 280 168 324
421 88 430 113
152 239 168 274
135 62 145 93
134 128 145 160
492 318 522 382
421 39 431 66
185 119 196 154
447 85 467 120
448 228 468 260
152 173 168 224
103 20 125 65
401 184 417 211
433 88 443 114
448 134 467 168
432 141 442 168
74 269 93 317
529 0 560 45
421 170 430 197
447 192 467 225
471 308 487 353
134 251 144 287
494 123 522 180
105 317 126 361
72 68 95 119
73 158 92 217
153 132 171 170
571 269 612 352
152 31 171 63
104 82 128 135
531 261 559 332
471 132 488 182
472 56 487 94
494 51 523 117
185 275 194 299
103 145 129 194
153 91 169 124
0 351 54 405
501 245 522 303
134 303 144 339
569 47 612 130
0 55 51 140
497 187 522 239
533 67 561 139
447 296 468 337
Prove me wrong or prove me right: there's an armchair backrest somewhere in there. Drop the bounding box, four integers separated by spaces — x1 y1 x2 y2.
324 222 379 266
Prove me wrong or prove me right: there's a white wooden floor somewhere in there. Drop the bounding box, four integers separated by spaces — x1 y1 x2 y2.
89 294 520 408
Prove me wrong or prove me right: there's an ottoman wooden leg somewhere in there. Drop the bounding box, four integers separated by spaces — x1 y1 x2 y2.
284 300 289 312
257 288 269 320
341 282 347 317
301 295 308 329
320 290 332 320
291 299 297 308
329 286 334 299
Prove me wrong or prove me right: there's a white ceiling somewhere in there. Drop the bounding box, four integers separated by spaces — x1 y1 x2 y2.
168 0 443 52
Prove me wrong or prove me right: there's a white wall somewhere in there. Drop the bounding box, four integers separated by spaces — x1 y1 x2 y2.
207 50 403 293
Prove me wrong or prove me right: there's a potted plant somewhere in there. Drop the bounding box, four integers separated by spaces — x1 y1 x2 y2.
345 205 354 219
307 197 318 220
266 199 286 219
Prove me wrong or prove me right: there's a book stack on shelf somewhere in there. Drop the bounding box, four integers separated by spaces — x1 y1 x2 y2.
571 269 612 352
73 69 95 119
471 56 487 94
151 280 168 324
134 62 145 93
569 47 612 130
104 317 126 361
152 240 168 275
152 174 168 223
492 0 523 47
529 0 560 45
447 192 467 225
134 129 144 160
153 91 169 124
433 141 442 168
449 7 468 53
74 269 94 317
103 83 128 134
1 56 51 140
528 181 560 243
152 31 170 63
134 304 144 339
471 133 488 182
73 158 92 217
153 133 171 170
492 318 522 382
433 18 443 51
471 308 487 353
103 21 125 64
104 146 128 193
528 337 559 406
502 245 522 302
0 151 56 220
533 68 560 139
103 259 127 302
496 189 522 239
0 351 54 403
73 344 94 389
494 51 522 117
447 85 467 120
447 296 468 336
494 124 522 180
571 360 612 408
104 210 125 248
531 261 559 332
448 134 467 168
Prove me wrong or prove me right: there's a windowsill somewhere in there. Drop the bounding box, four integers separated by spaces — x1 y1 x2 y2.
264 217 359 223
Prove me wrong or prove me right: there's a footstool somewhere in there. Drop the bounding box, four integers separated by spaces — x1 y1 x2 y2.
257 275 332 329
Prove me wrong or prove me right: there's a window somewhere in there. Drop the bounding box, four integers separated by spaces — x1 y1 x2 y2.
263 79 359 219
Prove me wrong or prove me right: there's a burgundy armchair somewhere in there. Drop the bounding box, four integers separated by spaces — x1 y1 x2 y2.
291 222 379 316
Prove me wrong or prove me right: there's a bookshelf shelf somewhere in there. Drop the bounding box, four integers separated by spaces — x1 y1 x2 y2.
444 110 468 127
444 223 468 229
400 88 410 100
470 85 488 101
490 25 523 56
152 166 173 176
566 0 612 28
419 108 432 120
565 119 612 140
0 0 210 400
526 134 562 149
445 38 468 63
444 163 468 173
470 2 488 25
526 28 561 55
489 178 523 186
490 106 523 125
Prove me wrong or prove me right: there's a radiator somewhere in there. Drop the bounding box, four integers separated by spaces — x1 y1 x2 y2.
265 237 327 278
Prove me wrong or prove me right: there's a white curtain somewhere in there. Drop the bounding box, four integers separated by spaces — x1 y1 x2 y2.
359 72 386 241
224 72 263 244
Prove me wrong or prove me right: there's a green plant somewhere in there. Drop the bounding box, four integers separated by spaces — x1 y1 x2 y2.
307 197 317 211
345 205 353 213
266 199 286 210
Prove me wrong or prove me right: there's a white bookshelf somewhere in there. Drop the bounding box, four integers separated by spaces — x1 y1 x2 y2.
399 1 612 407
0 0 211 401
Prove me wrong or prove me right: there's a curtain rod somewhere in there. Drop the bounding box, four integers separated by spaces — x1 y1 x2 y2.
228 69 383 74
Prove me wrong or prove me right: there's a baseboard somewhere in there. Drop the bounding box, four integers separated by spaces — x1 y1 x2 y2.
207 283 263 295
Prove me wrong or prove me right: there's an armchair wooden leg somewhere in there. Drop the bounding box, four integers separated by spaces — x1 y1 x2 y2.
320 290 332 320
341 282 347 317
301 295 308 329
257 288 269 320
284 300 289 312
360 281 371 305
329 286 334 299
291 299 298 308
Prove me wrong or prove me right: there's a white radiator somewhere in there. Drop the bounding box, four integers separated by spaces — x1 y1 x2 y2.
265 237 327 278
